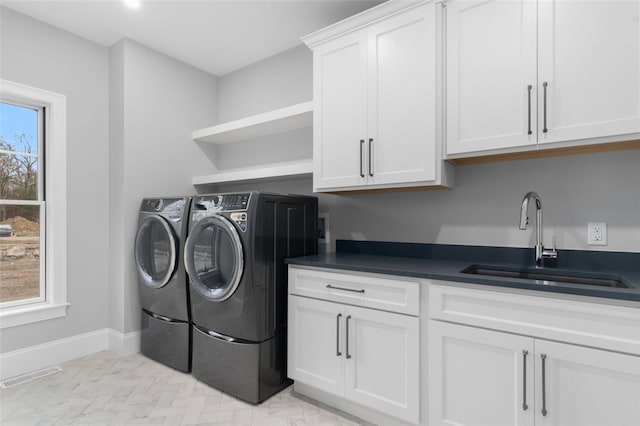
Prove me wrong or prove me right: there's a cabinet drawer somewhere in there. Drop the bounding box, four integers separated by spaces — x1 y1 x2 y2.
428 282 640 355
289 267 420 316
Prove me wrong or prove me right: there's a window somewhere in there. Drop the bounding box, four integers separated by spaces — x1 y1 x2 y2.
0 79 68 328
1 101 44 307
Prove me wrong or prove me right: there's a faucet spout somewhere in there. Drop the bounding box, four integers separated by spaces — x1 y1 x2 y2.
519 191 556 266
519 192 535 229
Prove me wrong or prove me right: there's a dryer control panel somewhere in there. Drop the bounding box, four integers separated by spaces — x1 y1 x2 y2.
193 193 250 212
191 193 251 233
219 193 250 211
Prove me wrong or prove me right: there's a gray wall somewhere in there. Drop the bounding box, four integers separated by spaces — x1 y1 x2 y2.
0 7 110 352
212 46 640 253
108 39 218 334
217 44 312 122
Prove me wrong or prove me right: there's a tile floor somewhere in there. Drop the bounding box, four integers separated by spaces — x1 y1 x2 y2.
0 351 364 426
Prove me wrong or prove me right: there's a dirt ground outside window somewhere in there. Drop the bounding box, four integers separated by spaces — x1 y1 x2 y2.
0 216 40 303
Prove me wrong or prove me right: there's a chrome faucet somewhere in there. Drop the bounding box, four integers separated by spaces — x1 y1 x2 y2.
519 191 557 267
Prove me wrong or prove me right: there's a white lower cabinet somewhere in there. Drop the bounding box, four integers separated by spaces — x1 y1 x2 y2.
429 320 535 426
288 268 420 424
343 304 419 421
429 296 640 426
534 339 640 426
289 296 344 396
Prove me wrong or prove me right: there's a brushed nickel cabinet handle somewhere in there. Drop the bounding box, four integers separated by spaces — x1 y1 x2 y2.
522 350 529 411
527 85 533 135
541 353 548 416
336 313 342 357
359 140 365 178
368 138 373 177
542 82 548 133
326 284 365 293
346 315 352 359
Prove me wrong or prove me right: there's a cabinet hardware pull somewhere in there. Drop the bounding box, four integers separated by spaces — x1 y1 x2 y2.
542 82 548 133
360 140 365 178
522 350 529 411
336 313 342 356
368 138 374 177
541 353 548 416
326 284 365 293
346 315 352 359
527 85 533 135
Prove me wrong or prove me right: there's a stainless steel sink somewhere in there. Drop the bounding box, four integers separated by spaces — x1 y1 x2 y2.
461 264 631 288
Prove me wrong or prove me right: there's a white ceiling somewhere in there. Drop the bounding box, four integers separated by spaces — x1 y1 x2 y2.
1 0 383 76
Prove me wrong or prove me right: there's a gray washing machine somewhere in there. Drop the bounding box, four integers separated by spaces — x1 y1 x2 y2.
184 192 317 403
134 196 191 372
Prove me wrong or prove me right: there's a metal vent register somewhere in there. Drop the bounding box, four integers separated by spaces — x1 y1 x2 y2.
1 366 62 388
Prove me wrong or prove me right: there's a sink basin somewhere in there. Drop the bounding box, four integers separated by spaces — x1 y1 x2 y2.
461 264 631 288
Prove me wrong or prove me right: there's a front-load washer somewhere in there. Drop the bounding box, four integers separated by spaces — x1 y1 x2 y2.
184 192 317 403
134 196 191 372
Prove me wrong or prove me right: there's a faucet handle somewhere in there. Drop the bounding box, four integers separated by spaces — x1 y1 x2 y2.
543 236 558 259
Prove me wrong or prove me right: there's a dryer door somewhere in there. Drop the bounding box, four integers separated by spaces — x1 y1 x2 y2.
184 215 244 302
134 215 178 289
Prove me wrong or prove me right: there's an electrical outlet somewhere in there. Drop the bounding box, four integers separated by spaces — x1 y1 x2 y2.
588 222 607 246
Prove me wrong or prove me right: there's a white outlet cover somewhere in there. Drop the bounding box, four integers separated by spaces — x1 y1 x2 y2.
587 222 607 246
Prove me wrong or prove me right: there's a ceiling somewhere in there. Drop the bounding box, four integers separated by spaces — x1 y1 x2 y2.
1 0 383 76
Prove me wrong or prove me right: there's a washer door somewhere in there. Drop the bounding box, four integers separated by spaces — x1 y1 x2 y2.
184 215 244 302
134 215 177 289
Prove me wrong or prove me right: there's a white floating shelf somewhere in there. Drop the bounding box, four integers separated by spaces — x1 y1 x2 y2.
192 160 313 186
192 101 313 145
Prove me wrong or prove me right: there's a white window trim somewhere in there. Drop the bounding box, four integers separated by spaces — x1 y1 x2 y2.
0 79 68 328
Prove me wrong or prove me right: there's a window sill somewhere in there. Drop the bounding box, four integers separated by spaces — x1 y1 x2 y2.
0 302 70 329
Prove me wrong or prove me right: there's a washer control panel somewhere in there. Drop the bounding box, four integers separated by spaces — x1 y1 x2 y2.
141 198 183 213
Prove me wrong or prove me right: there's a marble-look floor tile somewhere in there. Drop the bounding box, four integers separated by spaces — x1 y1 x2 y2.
0 351 365 426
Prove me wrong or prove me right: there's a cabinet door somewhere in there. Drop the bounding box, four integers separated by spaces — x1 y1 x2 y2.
344 305 420 423
538 0 640 145
535 339 640 426
429 320 535 426
312 31 368 190
287 296 344 395
446 0 537 155
367 3 437 185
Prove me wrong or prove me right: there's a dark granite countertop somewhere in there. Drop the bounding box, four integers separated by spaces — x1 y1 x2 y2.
286 240 640 303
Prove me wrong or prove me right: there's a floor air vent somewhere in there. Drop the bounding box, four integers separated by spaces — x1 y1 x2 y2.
1 366 62 389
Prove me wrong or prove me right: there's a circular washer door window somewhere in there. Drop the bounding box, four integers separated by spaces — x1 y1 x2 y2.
134 215 177 289
184 215 244 302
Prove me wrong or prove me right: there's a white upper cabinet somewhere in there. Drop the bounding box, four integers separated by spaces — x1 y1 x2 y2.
303 0 453 192
367 8 437 187
312 31 368 189
446 0 640 157
537 0 640 145
446 0 537 154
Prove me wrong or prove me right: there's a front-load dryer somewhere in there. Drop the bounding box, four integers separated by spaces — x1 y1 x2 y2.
184 192 317 403
134 196 191 372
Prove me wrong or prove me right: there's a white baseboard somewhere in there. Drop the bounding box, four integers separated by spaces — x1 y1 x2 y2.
108 328 140 356
0 328 140 380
